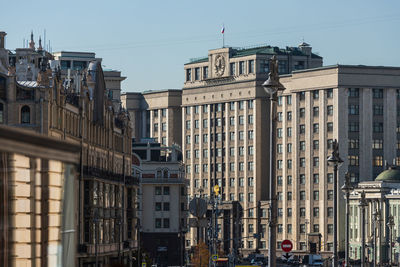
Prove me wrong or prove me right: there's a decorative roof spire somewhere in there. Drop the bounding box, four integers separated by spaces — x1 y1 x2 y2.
29 30 35 49
38 36 43 51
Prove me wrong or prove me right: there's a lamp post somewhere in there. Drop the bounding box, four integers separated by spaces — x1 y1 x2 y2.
262 55 285 267
359 191 368 267
327 139 343 267
387 215 395 266
372 209 380 267
341 172 353 267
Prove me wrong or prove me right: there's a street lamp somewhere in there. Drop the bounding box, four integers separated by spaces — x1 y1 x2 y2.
262 55 285 267
359 191 368 267
387 215 395 266
341 172 353 267
327 139 343 267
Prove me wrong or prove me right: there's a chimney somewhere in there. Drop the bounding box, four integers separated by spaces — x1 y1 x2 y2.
0 32 6 49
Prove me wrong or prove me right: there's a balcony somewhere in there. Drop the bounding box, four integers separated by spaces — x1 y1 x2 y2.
141 177 188 185
83 166 139 185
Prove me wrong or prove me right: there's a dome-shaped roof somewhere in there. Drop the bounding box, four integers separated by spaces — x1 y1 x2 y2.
375 167 400 182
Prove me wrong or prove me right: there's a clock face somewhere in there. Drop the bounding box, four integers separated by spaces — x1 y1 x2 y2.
214 54 225 77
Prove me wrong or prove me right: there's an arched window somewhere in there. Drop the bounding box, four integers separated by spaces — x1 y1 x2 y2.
0 103 3 123
21 105 30 124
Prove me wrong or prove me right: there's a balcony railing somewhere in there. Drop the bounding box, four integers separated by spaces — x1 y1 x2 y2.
83 166 139 185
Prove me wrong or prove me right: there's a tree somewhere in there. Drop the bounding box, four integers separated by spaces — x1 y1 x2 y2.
191 241 210 267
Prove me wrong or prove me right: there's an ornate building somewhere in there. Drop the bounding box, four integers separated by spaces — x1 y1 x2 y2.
0 31 138 266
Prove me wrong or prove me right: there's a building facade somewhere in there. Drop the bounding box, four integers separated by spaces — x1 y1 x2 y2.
277 65 400 255
132 140 187 266
0 31 138 266
182 43 323 254
122 89 182 147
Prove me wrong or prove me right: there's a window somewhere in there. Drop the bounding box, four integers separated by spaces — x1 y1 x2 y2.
327 89 333 98
287 95 292 105
373 105 384 116
277 160 283 170
154 123 158 132
229 132 235 141
239 115 244 125
239 193 244 202
349 122 359 132
248 193 254 202
203 66 208 79
277 112 283 122
203 164 208 172
239 146 244 156
202 179 208 188
248 224 254 233
186 165 191 174
203 105 208 113
239 61 245 74
327 139 334 149
313 140 319 150
287 224 292 234
249 60 254 73
373 156 383 167
287 208 292 217
278 96 283 105
277 144 283 154
186 120 191 130
239 162 244 171
313 191 319 200
155 186 162 195
163 187 170 195
327 122 333 132
194 164 200 173
313 123 319 133
155 218 162 228
194 120 199 128
248 100 254 109
287 127 292 137
327 173 333 183
21 106 30 124
277 176 283 185
195 135 199 143
161 108 166 117
313 174 319 184
203 119 208 128
163 218 170 228
248 130 254 139
327 190 333 200
327 207 333 217
299 91 305 101
300 108 305 118
287 143 292 153
216 118 222 127
287 159 292 169
300 191 306 200
313 224 319 233
186 135 191 144
313 90 319 99
203 134 208 143
300 124 305 134
287 111 292 121
287 192 292 200
300 141 305 151
248 146 254 155
229 102 235 110
278 224 283 233
300 208 306 217
328 224 334 234
348 88 359 97
186 69 191 81
203 149 208 158
300 224 306 233
277 128 283 138
313 157 319 167
313 107 319 117
230 62 236 75
248 115 253 124
327 105 333 115
372 139 383 149
373 88 383 98
248 177 254 187
163 202 170 211
287 175 292 185
348 155 359 166
313 207 319 217
348 104 359 115
373 122 383 133
300 174 305 185
194 68 200 80
155 202 162 211
300 158 306 168
229 117 235 126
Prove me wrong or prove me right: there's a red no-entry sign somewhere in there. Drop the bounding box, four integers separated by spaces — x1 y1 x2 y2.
281 239 293 253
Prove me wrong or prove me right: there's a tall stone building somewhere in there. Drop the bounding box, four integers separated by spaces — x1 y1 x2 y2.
277 65 400 255
182 43 323 254
0 31 138 266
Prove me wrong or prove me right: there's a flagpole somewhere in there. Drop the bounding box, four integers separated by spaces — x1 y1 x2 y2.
221 24 225 48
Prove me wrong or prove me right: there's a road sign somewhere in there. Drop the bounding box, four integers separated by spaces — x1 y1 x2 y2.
281 239 293 253
212 254 218 261
142 262 146 267
189 197 207 217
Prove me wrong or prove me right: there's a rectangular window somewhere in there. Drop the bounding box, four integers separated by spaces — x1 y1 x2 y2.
186 120 191 130
229 116 235 126
248 130 254 140
327 173 333 183
248 100 254 109
327 89 333 98
194 67 200 80
373 156 383 167
349 122 359 132
155 218 162 228
195 120 199 128
287 127 292 137
327 105 333 115
313 140 319 150
203 119 208 128
239 61 245 74
287 175 292 185
248 146 254 155
313 207 319 217
287 111 292 121
300 108 305 118
203 66 208 79
287 143 292 153
287 95 292 105
313 107 319 117
300 158 306 167
203 134 208 143
373 122 383 133
299 91 305 101
239 115 244 125
300 141 305 151
327 190 333 200
163 186 170 195
155 202 162 211
155 186 162 195
373 88 383 98
249 60 254 73
327 122 333 132
239 100 245 110
300 191 306 200
300 208 306 217
372 139 383 149
163 218 170 228
349 104 359 115
300 174 306 185
313 123 319 133
300 124 305 134
373 105 384 116
313 90 319 99
277 176 283 185
248 115 254 124
348 155 359 166
203 104 208 113
327 207 333 217
348 88 359 97
313 191 319 200
230 62 236 76
186 69 191 81
313 174 319 184
239 146 244 156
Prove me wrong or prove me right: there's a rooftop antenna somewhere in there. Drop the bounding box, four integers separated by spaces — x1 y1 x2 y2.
221 24 225 48
23 38 25 48
44 29 46 51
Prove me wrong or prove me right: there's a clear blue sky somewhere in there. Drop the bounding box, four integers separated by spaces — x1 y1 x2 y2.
3 0 400 92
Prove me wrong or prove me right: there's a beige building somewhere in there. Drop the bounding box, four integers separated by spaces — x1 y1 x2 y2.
132 140 187 266
0 125 80 267
0 31 138 266
122 89 182 147
277 65 400 255
182 43 323 254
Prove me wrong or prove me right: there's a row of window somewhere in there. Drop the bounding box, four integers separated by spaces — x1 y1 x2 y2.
185 100 254 115
277 190 329 201
155 186 170 195
277 105 334 121
194 177 254 188
277 173 334 185
155 218 170 228
277 123 333 137
185 130 254 144
186 146 254 159
278 139 335 153
277 157 320 169
185 115 254 130
278 89 334 105
186 161 254 174
152 109 167 118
